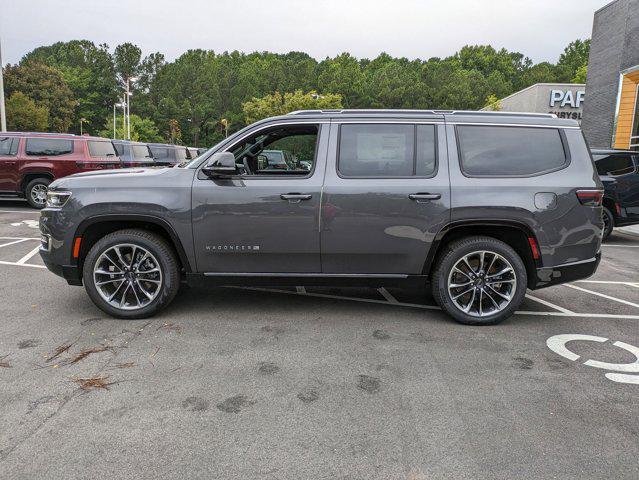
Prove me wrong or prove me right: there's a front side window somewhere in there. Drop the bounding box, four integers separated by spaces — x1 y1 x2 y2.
175 147 188 161
25 138 74 157
594 154 636 176
88 140 117 158
113 143 125 156
457 126 567 177
229 124 318 176
132 145 152 160
0 137 17 156
338 124 437 177
150 147 168 159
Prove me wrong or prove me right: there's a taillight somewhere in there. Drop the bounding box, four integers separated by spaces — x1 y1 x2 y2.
576 190 604 207
615 202 622 215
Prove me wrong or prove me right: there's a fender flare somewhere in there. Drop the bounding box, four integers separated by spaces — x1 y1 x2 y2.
74 214 192 273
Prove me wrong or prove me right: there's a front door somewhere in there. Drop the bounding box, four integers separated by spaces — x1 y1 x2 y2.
192 122 328 273
320 121 450 274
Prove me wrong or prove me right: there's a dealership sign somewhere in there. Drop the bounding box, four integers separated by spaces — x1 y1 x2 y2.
549 89 585 120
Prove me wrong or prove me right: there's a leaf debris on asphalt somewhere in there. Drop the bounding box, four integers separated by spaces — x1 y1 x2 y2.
72 375 115 391
0 355 11 368
69 345 115 364
112 362 136 369
157 322 182 333
45 343 74 363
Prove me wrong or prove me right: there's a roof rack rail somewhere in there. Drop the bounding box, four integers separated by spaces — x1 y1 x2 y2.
287 109 557 119
3 131 79 136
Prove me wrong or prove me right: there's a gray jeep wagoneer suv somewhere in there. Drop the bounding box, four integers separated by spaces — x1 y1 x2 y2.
39 110 603 325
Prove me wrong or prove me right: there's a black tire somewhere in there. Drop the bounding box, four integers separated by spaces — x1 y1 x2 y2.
25 178 51 209
431 236 528 326
82 229 180 319
602 206 614 241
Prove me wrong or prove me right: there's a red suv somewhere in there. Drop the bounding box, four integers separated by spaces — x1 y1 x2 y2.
0 132 121 208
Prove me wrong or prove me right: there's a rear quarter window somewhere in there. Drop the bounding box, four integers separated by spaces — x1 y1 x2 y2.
0 137 18 156
25 138 74 157
150 147 169 159
88 141 117 157
594 154 636 176
457 126 568 177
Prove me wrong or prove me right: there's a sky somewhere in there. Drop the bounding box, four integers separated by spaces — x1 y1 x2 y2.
0 0 611 65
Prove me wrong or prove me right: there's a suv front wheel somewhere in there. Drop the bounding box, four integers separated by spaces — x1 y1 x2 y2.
432 237 528 326
83 229 180 319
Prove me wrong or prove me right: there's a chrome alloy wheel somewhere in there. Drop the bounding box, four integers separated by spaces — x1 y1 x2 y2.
447 250 517 318
31 184 48 205
93 244 162 311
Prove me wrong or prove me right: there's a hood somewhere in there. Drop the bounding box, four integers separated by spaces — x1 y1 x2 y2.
49 166 181 190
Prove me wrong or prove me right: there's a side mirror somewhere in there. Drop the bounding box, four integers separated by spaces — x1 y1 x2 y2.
202 152 237 178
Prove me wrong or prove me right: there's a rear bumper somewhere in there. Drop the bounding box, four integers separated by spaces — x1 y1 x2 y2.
531 254 601 290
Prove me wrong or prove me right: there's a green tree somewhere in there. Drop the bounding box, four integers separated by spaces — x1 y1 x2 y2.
23 40 119 134
6 92 49 131
573 65 588 84
114 42 142 82
556 39 590 82
484 94 502 111
4 62 76 131
242 90 343 124
98 114 162 142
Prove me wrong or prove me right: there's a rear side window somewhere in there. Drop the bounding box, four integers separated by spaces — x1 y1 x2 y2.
175 148 188 161
0 137 18 156
88 141 117 157
150 147 168 159
457 126 567 177
594 154 636 176
338 124 437 177
25 138 74 157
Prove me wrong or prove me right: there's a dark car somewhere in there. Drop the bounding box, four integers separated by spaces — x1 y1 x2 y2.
112 140 155 168
147 143 190 166
0 132 120 208
591 148 639 239
40 110 603 325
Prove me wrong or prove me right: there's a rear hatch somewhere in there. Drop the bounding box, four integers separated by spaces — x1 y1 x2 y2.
80 140 121 170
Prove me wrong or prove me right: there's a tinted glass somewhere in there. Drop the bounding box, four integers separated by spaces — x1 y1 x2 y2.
594 154 636 176
457 126 567 176
132 145 152 160
0 137 16 156
113 143 125 156
25 138 73 157
339 124 414 177
175 148 188 161
88 141 117 157
416 125 437 176
150 147 169 159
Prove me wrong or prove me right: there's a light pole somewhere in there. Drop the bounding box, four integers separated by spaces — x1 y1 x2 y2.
113 103 123 139
80 117 86 135
124 77 138 140
0 36 6 132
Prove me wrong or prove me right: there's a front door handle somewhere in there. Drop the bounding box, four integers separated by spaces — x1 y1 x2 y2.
280 193 313 202
409 193 441 201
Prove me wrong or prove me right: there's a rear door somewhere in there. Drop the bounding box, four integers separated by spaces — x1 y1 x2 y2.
595 153 639 219
0 137 20 192
320 119 450 274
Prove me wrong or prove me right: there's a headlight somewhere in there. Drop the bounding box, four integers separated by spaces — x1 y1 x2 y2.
46 191 72 208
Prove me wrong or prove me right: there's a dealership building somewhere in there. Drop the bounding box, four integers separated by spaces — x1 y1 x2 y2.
582 0 639 150
485 83 586 122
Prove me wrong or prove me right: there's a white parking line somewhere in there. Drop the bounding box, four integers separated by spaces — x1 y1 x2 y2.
16 246 42 265
296 286 307 294
0 260 46 269
576 280 639 285
564 284 639 309
0 210 40 214
525 294 574 314
378 287 399 304
0 239 31 249
234 286 639 320
602 244 639 248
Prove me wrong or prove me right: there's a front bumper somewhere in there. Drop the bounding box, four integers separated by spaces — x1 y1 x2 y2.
532 253 601 290
39 209 83 286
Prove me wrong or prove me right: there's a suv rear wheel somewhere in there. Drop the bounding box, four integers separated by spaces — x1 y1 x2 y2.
602 206 614 240
82 229 180 319
25 178 51 209
432 236 528 326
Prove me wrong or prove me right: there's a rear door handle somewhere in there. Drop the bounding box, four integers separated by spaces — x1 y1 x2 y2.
409 193 441 201
280 193 313 202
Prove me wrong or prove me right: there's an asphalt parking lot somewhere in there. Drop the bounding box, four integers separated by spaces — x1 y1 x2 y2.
0 199 637 479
